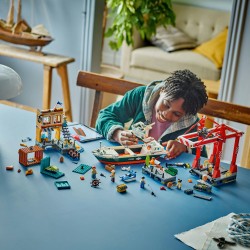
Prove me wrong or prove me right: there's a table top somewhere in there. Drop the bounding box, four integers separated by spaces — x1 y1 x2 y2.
0 104 249 250
0 43 75 67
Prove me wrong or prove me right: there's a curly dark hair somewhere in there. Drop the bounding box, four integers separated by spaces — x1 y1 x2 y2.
162 69 208 115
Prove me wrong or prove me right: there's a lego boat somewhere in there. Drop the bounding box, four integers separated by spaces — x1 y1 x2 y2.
92 140 166 165
120 170 137 182
131 121 155 140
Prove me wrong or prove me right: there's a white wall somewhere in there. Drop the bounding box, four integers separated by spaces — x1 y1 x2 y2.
0 0 104 124
232 3 250 107
222 0 250 165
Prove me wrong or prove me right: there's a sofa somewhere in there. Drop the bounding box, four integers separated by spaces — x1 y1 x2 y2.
121 4 230 83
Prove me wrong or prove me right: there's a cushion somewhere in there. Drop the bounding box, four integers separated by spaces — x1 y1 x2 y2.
194 28 228 69
150 25 197 52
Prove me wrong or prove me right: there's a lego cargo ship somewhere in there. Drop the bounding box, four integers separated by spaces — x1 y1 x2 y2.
92 140 166 165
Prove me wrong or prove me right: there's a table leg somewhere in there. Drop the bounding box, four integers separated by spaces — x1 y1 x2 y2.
43 65 53 110
56 65 72 122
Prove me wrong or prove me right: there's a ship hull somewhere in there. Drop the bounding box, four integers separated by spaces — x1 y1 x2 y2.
0 27 53 48
93 154 163 165
92 141 166 165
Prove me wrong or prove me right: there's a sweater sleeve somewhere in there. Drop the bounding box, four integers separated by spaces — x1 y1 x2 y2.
95 86 146 140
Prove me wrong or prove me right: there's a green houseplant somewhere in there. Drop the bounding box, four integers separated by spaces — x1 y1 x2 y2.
105 0 176 50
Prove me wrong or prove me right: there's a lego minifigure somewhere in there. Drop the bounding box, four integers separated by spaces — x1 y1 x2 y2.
91 166 97 179
110 169 115 182
207 165 213 176
202 174 208 182
140 176 146 189
177 179 182 190
150 157 156 165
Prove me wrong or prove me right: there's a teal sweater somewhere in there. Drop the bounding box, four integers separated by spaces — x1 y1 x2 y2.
96 81 207 157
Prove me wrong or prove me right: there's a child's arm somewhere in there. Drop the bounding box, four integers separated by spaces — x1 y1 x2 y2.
95 86 146 141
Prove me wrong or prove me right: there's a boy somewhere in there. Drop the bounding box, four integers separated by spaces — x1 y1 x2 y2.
96 69 208 158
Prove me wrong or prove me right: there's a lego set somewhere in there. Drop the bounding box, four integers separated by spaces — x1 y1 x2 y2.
18 102 83 170
178 116 244 186
142 157 177 186
131 121 155 141
15 103 87 184
120 169 137 182
12 112 244 199
40 156 65 179
92 139 166 165
18 145 44 166
35 102 82 161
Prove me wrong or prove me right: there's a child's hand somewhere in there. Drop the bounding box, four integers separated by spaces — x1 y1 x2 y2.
113 129 138 146
162 140 187 159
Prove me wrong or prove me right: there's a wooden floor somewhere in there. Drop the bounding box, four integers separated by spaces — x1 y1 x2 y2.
0 100 37 112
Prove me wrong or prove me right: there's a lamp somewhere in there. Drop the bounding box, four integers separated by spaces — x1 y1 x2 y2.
0 64 23 99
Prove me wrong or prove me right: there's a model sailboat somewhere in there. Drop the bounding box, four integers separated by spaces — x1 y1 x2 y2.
0 0 53 51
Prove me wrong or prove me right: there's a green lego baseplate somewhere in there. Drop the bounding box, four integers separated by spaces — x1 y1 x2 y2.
72 163 92 175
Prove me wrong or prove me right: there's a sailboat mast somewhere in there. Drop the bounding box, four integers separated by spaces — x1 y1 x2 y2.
17 0 22 23
6 0 14 27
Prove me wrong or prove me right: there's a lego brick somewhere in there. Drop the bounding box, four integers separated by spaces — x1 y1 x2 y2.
54 181 71 190
41 170 65 179
72 164 92 175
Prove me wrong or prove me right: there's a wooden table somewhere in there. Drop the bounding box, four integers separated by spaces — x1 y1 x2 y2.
0 43 74 121
1 103 250 250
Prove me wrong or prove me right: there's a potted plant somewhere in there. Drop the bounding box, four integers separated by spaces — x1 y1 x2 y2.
104 0 176 50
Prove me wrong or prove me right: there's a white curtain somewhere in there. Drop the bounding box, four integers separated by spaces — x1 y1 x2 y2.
79 0 105 125
219 0 248 102
219 0 248 163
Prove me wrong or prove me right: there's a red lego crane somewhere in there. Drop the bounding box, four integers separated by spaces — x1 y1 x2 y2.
178 116 244 184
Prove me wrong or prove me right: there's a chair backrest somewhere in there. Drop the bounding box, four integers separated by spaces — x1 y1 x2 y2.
77 70 250 126
77 71 143 127
77 70 250 167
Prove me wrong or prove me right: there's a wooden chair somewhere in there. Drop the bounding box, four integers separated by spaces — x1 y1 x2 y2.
76 70 250 168
77 71 141 128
